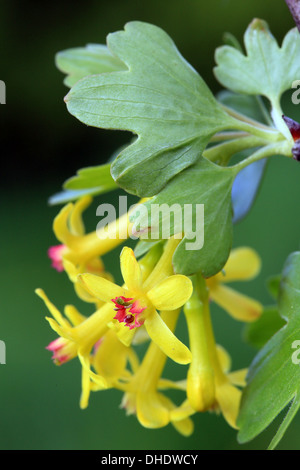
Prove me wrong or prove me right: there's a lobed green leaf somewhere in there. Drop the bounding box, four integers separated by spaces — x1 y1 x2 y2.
238 252 300 448
65 21 236 197
130 158 237 277
56 44 126 87
214 19 300 104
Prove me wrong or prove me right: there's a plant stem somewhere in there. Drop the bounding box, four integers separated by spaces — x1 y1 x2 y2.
204 135 269 165
221 103 276 131
210 131 249 142
232 141 292 172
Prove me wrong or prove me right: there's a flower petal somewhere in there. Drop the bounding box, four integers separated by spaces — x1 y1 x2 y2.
93 330 128 380
108 320 136 347
78 350 108 388
216 344 231 374
53 203 76 245
136 391 170 429
214 247 261 283
144 311 192 364
36 289 71 329
80 364 91 409
210 284 262 322
228 368 248 387
147 275 193 310
171 416 194 437
170 399 195 420
120 246 143 291
79 273 127 303
216 382 242 429
70 196 92 236
64 305 86 327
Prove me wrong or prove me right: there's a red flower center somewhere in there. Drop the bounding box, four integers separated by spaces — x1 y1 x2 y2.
111 296 146 330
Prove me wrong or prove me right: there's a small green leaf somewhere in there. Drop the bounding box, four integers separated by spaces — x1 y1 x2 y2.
134 240 163 258
237 251 300 448
65 21 237 197
130 158 237 277
215 20 300 104
48 163 119 205
243 305 285 349
56 44 126 87
214 19 300 137
63 163 118 192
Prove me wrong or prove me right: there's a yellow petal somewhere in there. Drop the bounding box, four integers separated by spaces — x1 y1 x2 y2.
136 391 170 429
170 399 195 421
144 311 192 364
215 382 242 429
36 289 71 329
69 196 92 236
80 365 91 409
53 203 76 245
93 330 128 380
210 284 263 322
45 317 72 340
172 417 194 437
214 247 261 283
158 378 187 391
147 275 193 310
74 281 100 304
156 393 194 436
78 350 108 389
228 368 248 387
120 246 142 290
216 344 231 374
62 258 78 282
64 305 86 327
79 273 127 303
108 320 136 347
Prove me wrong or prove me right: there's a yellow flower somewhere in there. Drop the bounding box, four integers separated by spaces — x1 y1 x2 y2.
171 275 248 429
206 247 263 322
121 310 194 436
51 195 131 267
35 288 115 389
79 241 193 365
35 287 141 408
48 195 132 302
80 328 140 409
170 343 247 429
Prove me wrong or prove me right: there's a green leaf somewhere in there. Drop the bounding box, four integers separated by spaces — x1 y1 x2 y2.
243 305 285 349
214 20 300 104
48 163 118 205
55 44 126 88
237 251 300 448
65 21 237 197
214 19 300 137
130 158 237 277
134 240 163 259
63 163 118 191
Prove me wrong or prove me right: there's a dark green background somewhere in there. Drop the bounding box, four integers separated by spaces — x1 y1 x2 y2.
1 0 300 450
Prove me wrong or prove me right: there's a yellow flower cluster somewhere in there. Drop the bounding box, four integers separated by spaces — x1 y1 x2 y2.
36 196 263 435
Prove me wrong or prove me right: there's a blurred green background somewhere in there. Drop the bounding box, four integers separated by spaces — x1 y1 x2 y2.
1 0 300 450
